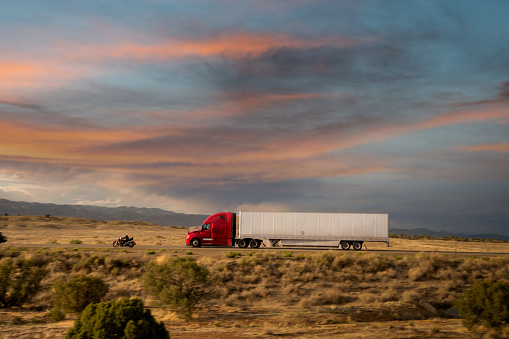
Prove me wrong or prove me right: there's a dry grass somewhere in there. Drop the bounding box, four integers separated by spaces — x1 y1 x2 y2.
0 215 189 247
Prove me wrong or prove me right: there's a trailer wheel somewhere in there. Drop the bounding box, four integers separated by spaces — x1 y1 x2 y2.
249 239 260 248
352 242 363 251
237 239 249 248
190 238 201 248
340 241 350 250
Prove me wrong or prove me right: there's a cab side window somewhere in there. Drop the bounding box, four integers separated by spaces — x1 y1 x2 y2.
202 224 211 230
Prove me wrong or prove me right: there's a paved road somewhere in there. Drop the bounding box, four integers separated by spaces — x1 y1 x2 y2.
4 242 508 257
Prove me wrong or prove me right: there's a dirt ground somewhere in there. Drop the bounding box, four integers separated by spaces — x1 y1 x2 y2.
0 215 508 338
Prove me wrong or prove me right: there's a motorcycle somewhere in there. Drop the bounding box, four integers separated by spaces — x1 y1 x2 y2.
113 237 136 248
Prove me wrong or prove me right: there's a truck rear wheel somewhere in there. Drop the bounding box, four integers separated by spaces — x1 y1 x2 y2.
353 242 363 251
191 238 201 248
249 239 260 248
340 242 350 250
237 239 249 248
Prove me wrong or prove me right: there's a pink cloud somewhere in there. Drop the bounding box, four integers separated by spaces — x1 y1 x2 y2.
461 143 509 153
93 31 367 61
0 30 370 96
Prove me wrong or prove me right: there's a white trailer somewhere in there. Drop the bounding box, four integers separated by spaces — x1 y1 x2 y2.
238 211 389 250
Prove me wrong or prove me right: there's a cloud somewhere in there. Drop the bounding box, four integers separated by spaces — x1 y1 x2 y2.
461 143 509 153
0 59 96 99
2 102 506 194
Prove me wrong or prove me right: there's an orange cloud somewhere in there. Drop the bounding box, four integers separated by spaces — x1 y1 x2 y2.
0 121 167 164
0 59 96 101
462 143 509 153
332 106 509 151
99 32 366 61
1 31 367 95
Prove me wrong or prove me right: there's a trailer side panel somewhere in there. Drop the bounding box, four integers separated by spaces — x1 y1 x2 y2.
238 211 389 243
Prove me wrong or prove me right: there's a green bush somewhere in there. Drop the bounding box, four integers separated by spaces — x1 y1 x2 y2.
455 280 509 331
66 298 169 339
52 275 109 314
70 239 82 244
50 307 66 322
0 258 47 307
225 251 241 258
144 257 210 321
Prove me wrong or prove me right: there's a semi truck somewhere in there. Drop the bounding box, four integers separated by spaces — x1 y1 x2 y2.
185 211 389 250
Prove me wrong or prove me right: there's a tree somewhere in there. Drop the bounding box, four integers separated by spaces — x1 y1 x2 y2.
66 298 169 339
0 258 47 307
455 280 509 331
144 256 210 321
52 275 109 314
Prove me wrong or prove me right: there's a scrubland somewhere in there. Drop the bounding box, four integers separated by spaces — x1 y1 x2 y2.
0 215 508 338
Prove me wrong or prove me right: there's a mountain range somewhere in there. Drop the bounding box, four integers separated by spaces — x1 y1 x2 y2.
1 198 507 240
0 198 208 227
390 228 509 241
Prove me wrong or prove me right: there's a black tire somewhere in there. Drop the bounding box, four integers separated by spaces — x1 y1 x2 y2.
113 241 119 248
128 242 135 248
191 238 201 248
340 241 350 250
353 242 362 251
237 239 249 248
249 239 259 248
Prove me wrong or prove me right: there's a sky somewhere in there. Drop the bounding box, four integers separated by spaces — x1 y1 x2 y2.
1 1 508 235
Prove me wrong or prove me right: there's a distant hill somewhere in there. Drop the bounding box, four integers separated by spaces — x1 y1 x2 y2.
0 198 208 227
391 227 509 241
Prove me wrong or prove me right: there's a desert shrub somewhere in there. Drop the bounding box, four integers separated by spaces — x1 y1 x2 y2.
66 298 169 339
70 239 82 244
52 275 109 314
455 280 509 331
0 258 47 307
144 256 210 321
50 306 66 322
225 251 242 258
73 255 106 274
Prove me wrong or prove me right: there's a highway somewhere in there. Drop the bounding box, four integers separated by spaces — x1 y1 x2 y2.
4 242 508 258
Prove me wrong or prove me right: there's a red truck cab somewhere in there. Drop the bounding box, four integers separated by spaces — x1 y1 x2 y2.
185 212 236 247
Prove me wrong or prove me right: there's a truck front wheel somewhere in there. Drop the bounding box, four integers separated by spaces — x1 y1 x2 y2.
237 239 249 248
191 238 201 247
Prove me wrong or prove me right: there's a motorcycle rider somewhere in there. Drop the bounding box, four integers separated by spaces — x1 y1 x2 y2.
122 233 130 245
